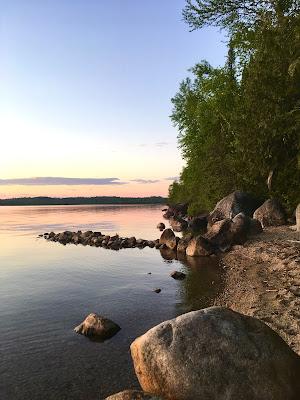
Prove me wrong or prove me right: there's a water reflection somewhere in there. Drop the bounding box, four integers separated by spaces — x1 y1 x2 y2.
0 205 224 400
160 248 224 313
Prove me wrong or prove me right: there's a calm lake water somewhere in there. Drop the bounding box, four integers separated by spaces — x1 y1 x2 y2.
0 204 224 400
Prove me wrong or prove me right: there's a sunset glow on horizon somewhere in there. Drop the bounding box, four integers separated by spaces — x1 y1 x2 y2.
1 0 226 199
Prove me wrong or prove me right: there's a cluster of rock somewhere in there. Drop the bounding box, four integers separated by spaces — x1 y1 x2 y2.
164 191 289 232
158 191 293 257
159 212 262 257
43 192 296 259
106 307 300 399
44 230 165 251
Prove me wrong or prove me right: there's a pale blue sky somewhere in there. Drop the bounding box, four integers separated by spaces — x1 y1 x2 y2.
0 0 227 197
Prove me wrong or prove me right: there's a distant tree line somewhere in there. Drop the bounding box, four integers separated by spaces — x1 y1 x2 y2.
169 0 300 215
0 196 166 206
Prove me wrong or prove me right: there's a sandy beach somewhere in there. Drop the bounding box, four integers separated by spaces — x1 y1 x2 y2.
216 226 300 354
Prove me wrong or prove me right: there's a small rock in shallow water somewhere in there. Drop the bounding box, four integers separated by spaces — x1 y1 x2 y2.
153 288 161 293
170 271 186 280
74 313 120 341
157 222 165 231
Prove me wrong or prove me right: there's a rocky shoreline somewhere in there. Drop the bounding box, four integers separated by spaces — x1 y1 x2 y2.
41 191 300 399
104 226 300 400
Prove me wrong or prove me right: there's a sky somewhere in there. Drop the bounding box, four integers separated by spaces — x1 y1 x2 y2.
0 0 227 198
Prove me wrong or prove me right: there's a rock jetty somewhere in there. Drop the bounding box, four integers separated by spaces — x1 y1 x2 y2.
44 231 162 250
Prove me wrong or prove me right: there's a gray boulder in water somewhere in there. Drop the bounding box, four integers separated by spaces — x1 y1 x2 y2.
130 307 300 400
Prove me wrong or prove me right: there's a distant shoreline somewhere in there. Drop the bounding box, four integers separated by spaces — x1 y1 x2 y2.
0 196 167 206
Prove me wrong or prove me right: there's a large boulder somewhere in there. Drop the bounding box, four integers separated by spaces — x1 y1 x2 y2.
74 313 120 341
130 307 300 400
204 213 262 252
105 390 163 400
296 204 300 232
208 191 260 227
253 198 286 227
186 236 215 256
204 218 234 252
169 217 188 232
159 229 177 250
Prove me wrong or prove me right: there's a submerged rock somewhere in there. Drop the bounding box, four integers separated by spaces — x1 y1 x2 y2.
254 198 286 227
74 313 120 341
153 288 161 293
130 307 300 400
159 248 177 261
170 271 186 280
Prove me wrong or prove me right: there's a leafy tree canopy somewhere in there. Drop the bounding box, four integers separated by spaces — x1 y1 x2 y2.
169 0 300 214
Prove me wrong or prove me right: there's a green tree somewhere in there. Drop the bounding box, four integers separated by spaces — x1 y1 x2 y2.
170 57 239 213
169 0 300 213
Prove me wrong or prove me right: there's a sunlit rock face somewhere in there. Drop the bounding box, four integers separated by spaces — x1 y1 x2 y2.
131 307 300 400
159 229 177 250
